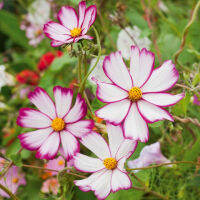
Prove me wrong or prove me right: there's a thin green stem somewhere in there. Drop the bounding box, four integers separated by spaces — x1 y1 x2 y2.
0 183 19 200
127 161 200 171
78 26 101 94
77 55 82 84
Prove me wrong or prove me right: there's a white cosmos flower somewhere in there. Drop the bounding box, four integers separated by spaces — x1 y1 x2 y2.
94 46 184 142
88 56 110 85
0 65 15 91
128 142 171 173
117 26 151 60
74 123 137 199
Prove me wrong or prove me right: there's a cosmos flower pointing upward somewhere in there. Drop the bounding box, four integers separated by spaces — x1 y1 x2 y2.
43 1 97 47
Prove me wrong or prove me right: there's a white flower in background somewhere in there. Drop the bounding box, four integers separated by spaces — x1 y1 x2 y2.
117 26 151 59
128 142 171 173
0 65 15 91
88 56 110 84
158 1 169 13
27 0 51 26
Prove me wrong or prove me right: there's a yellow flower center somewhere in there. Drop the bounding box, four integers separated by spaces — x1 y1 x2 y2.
103 158 117 170
51 118 65 132
70 27 82 37
128 87 142 101
12 178 19 184
58 160 64 166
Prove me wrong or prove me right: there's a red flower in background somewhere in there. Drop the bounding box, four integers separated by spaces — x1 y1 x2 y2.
16 70 39 86
37 51 63 71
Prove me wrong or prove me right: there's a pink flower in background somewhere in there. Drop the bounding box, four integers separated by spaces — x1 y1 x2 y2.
0 166 26 198
193 93 200 106
0 2 4 10
45 156 65 175
44 1 97 47
41 177 60 195
128 142 171 172
17 86 94 160
94 46 184 142
74 123 137 199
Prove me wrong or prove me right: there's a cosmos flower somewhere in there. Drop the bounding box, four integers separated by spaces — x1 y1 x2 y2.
37 51 63 71
74 123 137 199
88 56 111 85
17 86 93 160
0 65 15 91
193 92 200 106
117 26 151 60
128 142 171 173
43 1 97 47
45 156 65 176
41 177 60 195
94 46 184 142
16 70 39 86
0 166 26 198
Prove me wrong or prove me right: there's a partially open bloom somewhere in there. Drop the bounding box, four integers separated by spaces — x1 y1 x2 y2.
128 142 171 173
38 51 63 71
41 177 60 195
16 70 39 86
45 156 65 175
94 46 184 142
43 1 97 47
0 166 26 198
74 123 137 199
17 86 93 160
117 26 151 60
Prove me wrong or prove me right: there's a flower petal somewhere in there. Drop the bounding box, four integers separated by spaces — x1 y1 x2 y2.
115 139 138 161
111 169 132 192
67 120 94 138
74 35 93 42
28 87 56 119
95 99 131 125
142 92 185 107
141 60 179 93
51 40 65 47
78 1 86 27
74 153 104 173
123 103 149 142
64 94 87 124
18 127 53 151
17 108 52 128
137 100 174 123
53 86 73 118
103 51 133 91
107 123 124 157
36 132 60 160
130 46 154 87
96 81 128 103
44 21 71 42
80 132 110 160
57 6 78 30
60 130 79 160
81 5 97 34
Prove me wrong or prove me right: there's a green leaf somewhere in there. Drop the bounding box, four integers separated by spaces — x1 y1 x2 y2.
0 10 29 48
10 154 22 167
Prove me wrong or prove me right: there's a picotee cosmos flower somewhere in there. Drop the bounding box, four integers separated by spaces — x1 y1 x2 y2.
44 1 97 47
74 123 137 199
94 46 184 142
17 86 93 160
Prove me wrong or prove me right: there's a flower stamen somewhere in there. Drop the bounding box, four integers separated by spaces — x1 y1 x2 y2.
128 87 142 101
70 28 82 37
51 118 65 132
12 178 19 184
103 158 117 170
58 160 64 166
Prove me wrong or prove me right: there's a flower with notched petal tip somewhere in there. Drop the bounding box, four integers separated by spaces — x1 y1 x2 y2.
94 46 184 142
74 123 137 200
43 1 97 47
17 86 94 160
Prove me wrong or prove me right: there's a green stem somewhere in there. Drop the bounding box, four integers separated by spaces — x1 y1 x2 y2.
127 161 200 171
77 55 82 84
78 26 101 94
0 183 19 200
